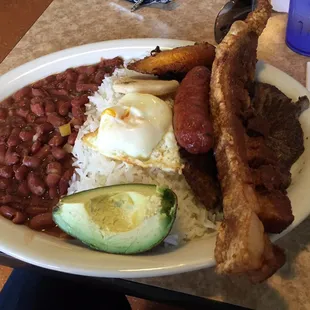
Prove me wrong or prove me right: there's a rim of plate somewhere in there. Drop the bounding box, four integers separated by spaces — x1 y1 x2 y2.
0 38 309 278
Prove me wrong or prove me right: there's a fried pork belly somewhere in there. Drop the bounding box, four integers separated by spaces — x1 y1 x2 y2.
251 164 291 192
180 150 221 210
248 235 285 283
246 84 310 235
256 190 293 234
209 0 288 282
245 0 272 35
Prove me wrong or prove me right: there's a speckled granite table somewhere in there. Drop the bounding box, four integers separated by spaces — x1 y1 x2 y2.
1 1 310 309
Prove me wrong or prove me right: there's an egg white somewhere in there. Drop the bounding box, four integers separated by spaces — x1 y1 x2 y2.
82 93 183 174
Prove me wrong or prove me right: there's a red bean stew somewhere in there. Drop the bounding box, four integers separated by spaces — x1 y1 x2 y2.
0 57 123 237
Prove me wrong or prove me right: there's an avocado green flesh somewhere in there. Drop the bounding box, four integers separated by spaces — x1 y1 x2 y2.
53 184 177 254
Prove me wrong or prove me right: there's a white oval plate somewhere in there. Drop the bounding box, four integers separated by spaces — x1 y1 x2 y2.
0 39 309 278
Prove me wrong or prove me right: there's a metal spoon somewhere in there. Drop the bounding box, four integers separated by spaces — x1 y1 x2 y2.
214 0 256 44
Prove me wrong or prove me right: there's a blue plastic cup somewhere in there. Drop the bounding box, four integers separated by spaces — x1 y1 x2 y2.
286 0 310 57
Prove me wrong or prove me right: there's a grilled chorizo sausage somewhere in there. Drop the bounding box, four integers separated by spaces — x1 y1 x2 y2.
173 66 213 154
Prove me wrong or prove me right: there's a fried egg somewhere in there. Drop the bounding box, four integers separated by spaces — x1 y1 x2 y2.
82 93 183 173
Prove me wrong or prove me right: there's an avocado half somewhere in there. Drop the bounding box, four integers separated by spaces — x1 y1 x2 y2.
53 184 177 254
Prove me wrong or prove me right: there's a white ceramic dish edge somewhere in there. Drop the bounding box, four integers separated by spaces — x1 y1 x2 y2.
0 39 309 278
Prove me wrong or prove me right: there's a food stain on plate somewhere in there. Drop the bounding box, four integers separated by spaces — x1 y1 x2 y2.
23 230 35 245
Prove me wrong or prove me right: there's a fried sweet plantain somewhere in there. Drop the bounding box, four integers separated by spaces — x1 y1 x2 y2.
127 42 215 76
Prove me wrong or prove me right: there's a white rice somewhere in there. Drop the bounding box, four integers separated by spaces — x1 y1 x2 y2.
68 68 218 245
